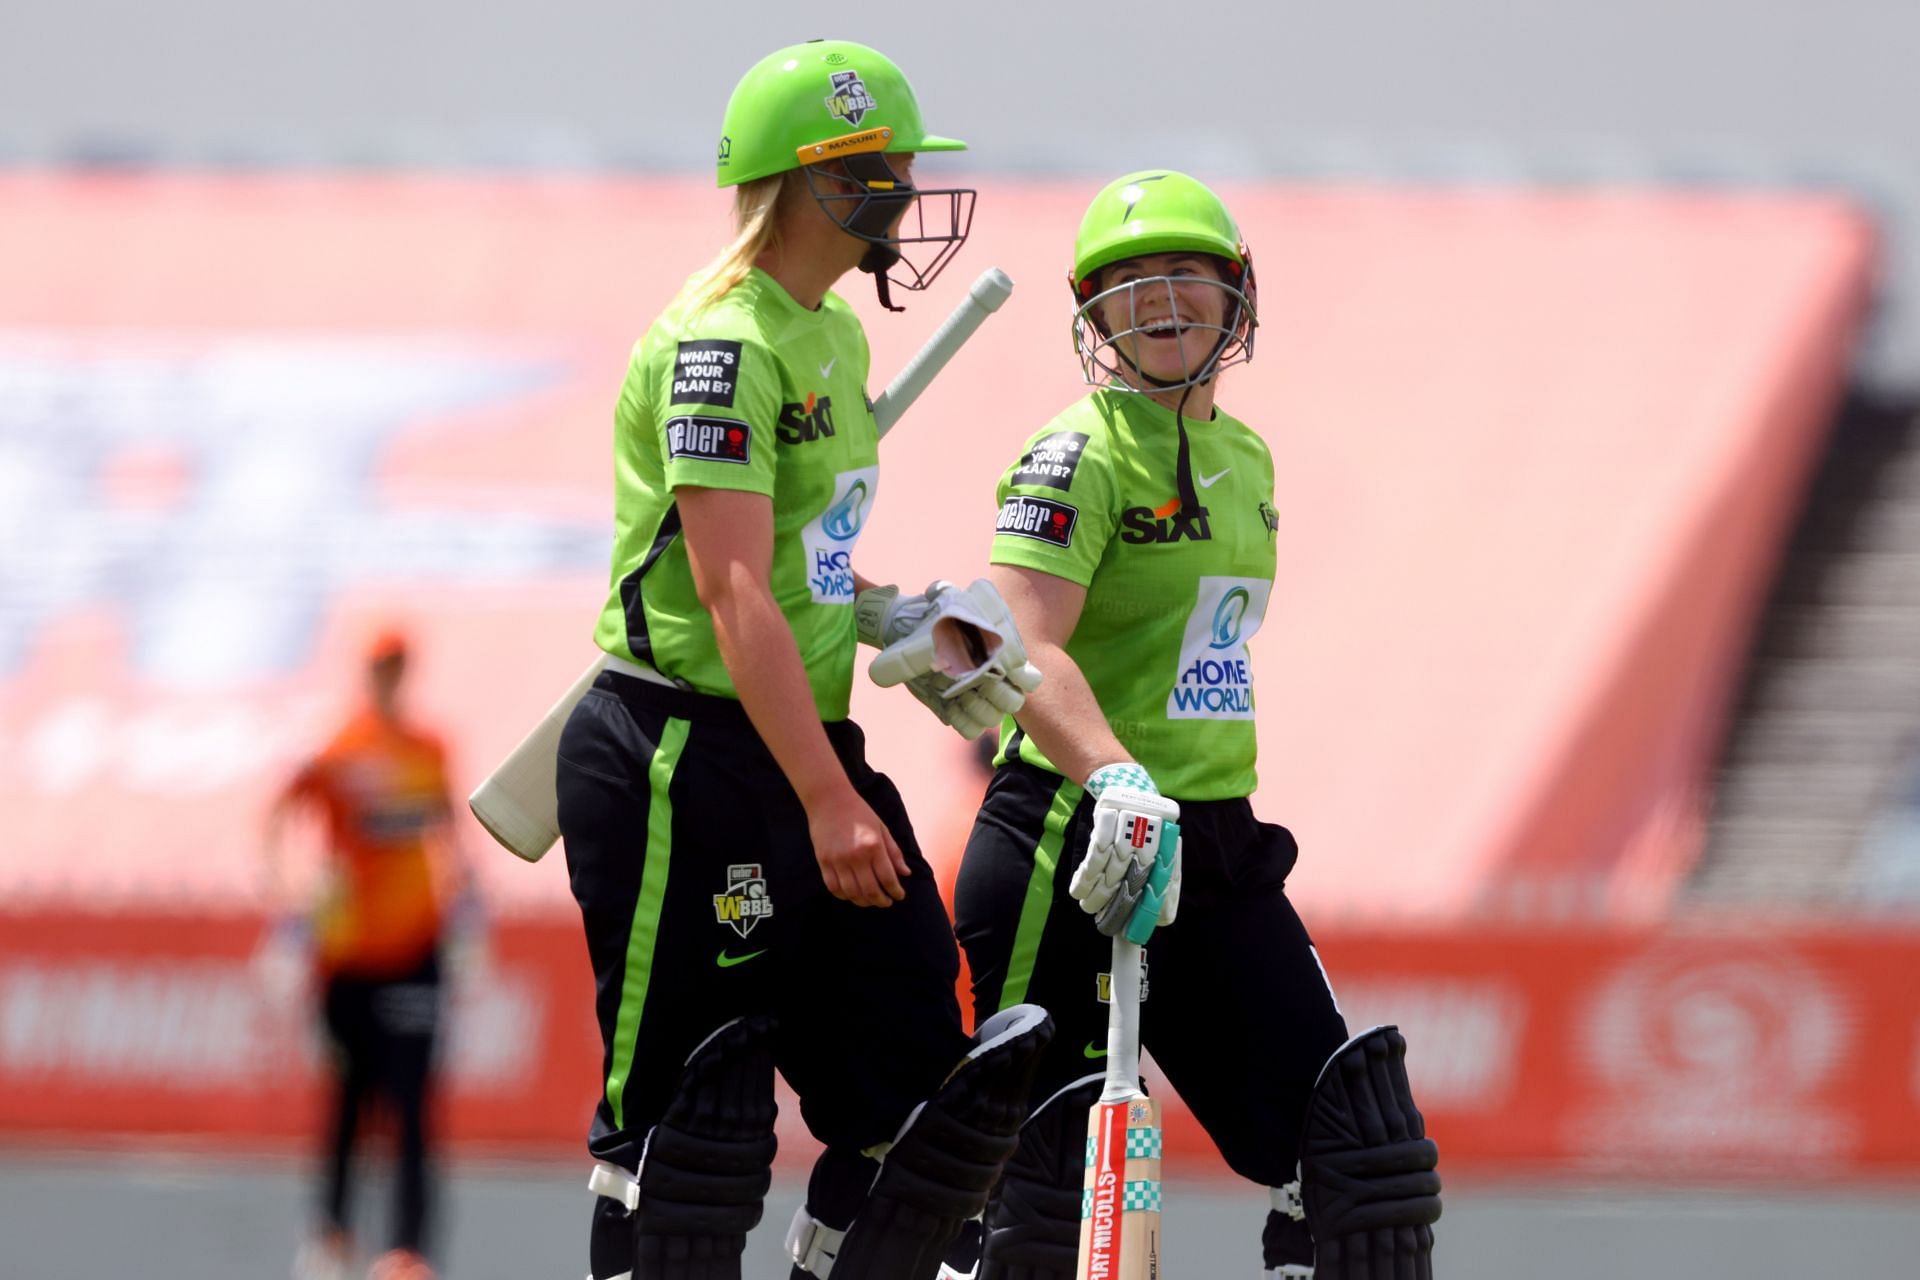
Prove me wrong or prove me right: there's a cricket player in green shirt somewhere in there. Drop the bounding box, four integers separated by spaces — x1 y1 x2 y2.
952 171 1441 1280
556 40 1050 1280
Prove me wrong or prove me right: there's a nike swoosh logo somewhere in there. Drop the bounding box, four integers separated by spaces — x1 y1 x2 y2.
819 357 837 378
1083 1042 1109 1059
1197 466 1233 488
715 949 768 968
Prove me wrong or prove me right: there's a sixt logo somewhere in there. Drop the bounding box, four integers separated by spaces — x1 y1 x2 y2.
713 863 774 938
776 392 837 445
1120 497 1211 544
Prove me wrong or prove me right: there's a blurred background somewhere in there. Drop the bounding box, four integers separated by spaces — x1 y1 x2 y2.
5 2 1920 1276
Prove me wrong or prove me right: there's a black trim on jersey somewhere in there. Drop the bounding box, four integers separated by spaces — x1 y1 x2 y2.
617 502 684 667
1002 725 1027 767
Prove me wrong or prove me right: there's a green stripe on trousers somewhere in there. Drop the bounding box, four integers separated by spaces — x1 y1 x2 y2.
998 777 1084 1011
605 715 690 1128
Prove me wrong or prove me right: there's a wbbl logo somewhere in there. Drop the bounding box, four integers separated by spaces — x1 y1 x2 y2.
824 70 877 126
713 863 774 938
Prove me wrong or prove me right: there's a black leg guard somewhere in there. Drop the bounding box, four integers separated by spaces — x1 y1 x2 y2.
975 1076 1102 1280
784 1147 881 1280
1299 1025 1442 1280
827 1004 1053 1280
1261 1180 1314 1278
590 1190 637 1280
632 1015 780 1280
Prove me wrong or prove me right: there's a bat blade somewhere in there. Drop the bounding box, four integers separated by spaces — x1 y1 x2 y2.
467 655 607 861
1077 1092 1161 1279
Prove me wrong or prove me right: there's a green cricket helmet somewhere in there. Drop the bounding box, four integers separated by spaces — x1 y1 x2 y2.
716 40 974 307
716 39 964 186
1069 170 1258 391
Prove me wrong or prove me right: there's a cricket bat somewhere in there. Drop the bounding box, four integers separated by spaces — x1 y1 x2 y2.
469 267 1017 861
1078 937 1161 1280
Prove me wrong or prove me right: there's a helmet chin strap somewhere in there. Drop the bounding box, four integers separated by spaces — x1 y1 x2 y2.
1173 384 1202 516
843 153 912 312
861 243 905 312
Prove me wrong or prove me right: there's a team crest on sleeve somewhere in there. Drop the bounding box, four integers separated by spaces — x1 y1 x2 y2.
713 863 773 937
1009 431 1090 491
671 339 742 407
824 70 878 126
665 415 751 465
996 494 1078 548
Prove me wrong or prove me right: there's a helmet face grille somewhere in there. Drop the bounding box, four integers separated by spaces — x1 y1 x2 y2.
1072 268 1258 393
803 157 976 293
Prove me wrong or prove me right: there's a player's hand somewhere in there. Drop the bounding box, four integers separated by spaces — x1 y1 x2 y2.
805 784 910 909
1070 763 1182 943
863 579 1044 740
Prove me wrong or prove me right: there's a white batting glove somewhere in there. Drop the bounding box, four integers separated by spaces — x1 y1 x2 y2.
863 580 1044 740
1070 763 1183 942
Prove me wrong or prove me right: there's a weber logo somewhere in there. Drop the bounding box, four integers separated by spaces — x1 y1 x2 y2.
665 415 751 465
996 495 1077 548
671 339 743 407
1009 430 1089 491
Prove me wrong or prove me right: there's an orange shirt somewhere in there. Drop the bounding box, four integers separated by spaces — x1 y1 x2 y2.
285 707 452 978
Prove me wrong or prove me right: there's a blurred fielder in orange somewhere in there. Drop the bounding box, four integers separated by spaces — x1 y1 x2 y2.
264 627 474 1280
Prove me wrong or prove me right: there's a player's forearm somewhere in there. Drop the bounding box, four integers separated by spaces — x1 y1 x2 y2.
1010 640 1131 786
704 570 854 807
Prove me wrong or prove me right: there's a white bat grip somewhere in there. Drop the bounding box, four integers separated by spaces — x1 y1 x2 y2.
1103 937 1144 1100
872 266 1014 437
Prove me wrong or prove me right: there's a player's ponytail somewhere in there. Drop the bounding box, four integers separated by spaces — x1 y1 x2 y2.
678 169 804 315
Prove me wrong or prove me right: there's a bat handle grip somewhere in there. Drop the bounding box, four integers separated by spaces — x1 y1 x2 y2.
873 266 1015 437
1103 937 1144 1099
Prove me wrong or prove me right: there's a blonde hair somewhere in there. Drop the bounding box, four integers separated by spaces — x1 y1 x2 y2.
677 171 803 315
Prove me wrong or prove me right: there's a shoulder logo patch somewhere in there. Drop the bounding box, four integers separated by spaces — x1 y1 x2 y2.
1010 431 1090 491
996 494 1078 548
665 415 751 465
671 339 743 408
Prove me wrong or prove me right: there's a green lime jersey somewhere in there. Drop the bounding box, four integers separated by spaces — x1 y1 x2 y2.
593 268 880 720
989 389 1279 799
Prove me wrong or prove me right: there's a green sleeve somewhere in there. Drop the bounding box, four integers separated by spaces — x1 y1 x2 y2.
988 419 1115 587
657 334 780 496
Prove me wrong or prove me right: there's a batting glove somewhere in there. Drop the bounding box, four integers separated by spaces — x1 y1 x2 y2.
1070 763 1183 943
863 579 1044 740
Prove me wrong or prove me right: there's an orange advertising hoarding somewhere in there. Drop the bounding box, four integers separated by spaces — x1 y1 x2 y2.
4 909 1916 1179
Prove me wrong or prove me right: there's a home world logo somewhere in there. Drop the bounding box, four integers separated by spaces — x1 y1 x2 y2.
1167 576 1271 719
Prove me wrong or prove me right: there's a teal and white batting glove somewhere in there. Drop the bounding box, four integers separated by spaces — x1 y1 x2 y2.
1071 763 1183 942
862 579 1043 740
